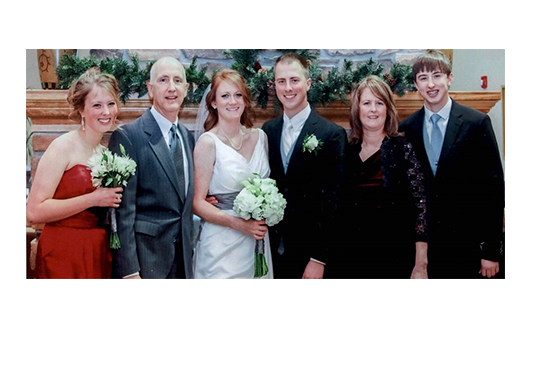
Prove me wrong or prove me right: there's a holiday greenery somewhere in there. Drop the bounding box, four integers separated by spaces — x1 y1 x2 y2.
57 54 152 104
184 56 211 104
56 50 416 107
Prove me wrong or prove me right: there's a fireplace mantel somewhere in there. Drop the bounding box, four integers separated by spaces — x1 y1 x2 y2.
26 89 501 180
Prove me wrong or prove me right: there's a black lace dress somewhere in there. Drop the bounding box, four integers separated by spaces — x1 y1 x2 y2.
334 135 427 279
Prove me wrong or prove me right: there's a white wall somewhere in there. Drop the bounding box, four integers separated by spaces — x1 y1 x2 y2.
451 49 505 165
26 49 41 89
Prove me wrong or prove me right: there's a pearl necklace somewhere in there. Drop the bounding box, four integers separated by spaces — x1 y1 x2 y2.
218 126 243 151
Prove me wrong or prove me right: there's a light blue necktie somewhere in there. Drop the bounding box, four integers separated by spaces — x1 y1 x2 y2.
430 113 443 175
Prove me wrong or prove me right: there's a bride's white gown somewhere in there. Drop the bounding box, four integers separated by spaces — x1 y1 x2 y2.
193 129 274 279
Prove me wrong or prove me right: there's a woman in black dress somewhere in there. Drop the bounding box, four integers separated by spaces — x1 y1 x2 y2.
336 76 428 279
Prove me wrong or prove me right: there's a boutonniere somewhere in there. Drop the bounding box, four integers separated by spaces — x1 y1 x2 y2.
302 134 323 155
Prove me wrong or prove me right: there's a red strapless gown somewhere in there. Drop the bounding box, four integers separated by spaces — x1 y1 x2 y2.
35 165 112 279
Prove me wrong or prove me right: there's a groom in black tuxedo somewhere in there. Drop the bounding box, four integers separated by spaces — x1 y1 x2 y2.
263 53 347 279
399 50 504 278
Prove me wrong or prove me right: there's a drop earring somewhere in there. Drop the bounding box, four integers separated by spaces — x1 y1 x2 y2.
81 116 85 131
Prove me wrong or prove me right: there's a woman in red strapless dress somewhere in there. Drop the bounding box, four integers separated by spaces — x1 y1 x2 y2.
27 68 124 279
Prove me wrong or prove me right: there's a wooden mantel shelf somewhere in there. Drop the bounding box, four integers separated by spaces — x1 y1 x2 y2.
27 89 501 129
26 89 501 179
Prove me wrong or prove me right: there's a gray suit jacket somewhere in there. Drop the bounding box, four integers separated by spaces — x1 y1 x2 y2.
108 109 195 278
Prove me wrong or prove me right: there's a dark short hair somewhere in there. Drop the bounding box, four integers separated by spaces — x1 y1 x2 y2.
204 69 254 131
349 75 400 144
412 49 452 81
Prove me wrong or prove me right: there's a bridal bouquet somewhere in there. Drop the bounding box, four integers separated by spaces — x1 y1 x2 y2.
233 173 287 278
87 144 136 249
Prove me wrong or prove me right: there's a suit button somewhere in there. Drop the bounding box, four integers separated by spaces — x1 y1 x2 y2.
173 238 177 243
283 188 289 193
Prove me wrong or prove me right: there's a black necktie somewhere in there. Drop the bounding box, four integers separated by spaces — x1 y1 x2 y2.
170 124 186 198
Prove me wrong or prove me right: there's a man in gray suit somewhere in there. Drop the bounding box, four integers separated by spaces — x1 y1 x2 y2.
108 57 195 279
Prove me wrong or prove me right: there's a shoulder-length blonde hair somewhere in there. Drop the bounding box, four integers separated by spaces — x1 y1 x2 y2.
349 75 400 144
204 69 254 131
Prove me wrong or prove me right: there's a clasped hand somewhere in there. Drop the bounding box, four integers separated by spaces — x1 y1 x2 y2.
240 219 267 241
205 195 267 240
93 186 124 208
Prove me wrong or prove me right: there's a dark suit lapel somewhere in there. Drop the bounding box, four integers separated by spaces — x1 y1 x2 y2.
408 108 426 150
143 112 185 203
269 117 285 174
438 101 464 170
287 112 318 173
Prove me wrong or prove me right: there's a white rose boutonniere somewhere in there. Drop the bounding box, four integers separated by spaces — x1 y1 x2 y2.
302 134 324 155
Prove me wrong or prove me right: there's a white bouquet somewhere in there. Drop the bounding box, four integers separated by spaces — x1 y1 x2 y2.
87 144 136 249
233 173 287 278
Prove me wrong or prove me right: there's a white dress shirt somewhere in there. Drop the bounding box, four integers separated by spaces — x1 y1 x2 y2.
282 103 311 156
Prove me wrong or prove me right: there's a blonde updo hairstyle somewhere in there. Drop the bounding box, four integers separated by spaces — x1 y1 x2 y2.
66 67 121 123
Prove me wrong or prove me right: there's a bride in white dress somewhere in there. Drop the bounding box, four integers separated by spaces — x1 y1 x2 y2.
192 69 274 279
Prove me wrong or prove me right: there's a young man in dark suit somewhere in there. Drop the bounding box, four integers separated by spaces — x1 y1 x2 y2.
108 57 195 279
262 53 347 279
399 50 504 278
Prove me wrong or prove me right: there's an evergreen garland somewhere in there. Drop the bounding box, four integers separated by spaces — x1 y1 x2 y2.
57 54 152 104
55 50 417 107
351 58 385 84
57 54 101 89
184 56 211 104
276 49 319 62
247 68 274 109
224 49 262 81
383 63 416 96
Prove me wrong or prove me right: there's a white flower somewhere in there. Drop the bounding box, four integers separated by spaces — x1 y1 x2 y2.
302 134 323 155
233 189 259 220
305 135 318 149
233 173 287 227
87 144 136 188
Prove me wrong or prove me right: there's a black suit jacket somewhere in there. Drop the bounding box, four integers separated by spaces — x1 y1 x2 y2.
108 110 195 279
399 100 504 277
263 108 347 277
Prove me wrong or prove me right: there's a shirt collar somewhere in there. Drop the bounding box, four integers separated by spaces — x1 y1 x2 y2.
425 97 452 123
283 103 311 131
151 106 178 136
